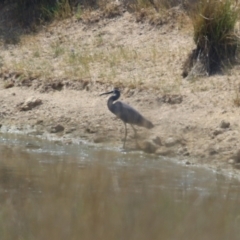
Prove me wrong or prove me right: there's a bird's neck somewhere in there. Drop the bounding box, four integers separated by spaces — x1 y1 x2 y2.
107 93 120 112
107 97 115 111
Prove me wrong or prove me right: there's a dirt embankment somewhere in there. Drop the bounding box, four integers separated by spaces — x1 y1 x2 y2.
1 7 240 176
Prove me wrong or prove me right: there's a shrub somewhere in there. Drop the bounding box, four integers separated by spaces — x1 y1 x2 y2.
182 0 240 78
3 0 73 26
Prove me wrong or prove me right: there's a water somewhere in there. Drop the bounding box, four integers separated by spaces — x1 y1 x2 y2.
1 133 240 240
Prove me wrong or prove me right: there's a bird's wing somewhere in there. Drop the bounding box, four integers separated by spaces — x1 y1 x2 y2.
112 101 144 125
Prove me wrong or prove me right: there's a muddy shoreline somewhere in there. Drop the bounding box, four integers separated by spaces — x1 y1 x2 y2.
0 78 240 178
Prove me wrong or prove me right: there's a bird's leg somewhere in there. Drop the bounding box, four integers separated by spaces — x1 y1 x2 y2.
130 124 137 138
123 122 127 149
130 124 139 147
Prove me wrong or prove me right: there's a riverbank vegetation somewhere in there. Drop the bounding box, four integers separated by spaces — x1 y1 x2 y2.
0 0 239 82
1 0 190 27
183 0 240 78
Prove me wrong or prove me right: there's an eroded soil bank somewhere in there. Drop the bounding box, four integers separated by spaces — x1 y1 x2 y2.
1 7 240 176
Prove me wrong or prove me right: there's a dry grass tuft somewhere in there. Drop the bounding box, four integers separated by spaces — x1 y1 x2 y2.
101 2 123 18
183 0 240 78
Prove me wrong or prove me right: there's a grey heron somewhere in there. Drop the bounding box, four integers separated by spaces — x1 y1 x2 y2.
100 88 154 148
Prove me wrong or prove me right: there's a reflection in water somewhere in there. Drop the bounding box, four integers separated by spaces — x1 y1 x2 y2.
0 133 240 240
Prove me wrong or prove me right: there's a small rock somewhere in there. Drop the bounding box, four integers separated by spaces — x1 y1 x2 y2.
220 120 230 129
155 147 174 156
65 127 76 134
228 159 235 164
209 147 218 155
165 137 178 147
19 96 42 111
185 161 191 165
48 124 64 133
85 127 96 134
178 147 189 156
213 128 224 136
152 136 162 146
140 140 157 153
4 81 14 89
36 120 43 125
183 151 190 156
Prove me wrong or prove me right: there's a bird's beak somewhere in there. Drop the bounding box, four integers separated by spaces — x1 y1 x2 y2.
100 90 114 96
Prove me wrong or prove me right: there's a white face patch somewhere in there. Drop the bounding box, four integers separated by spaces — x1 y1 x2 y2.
113 89 120 96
